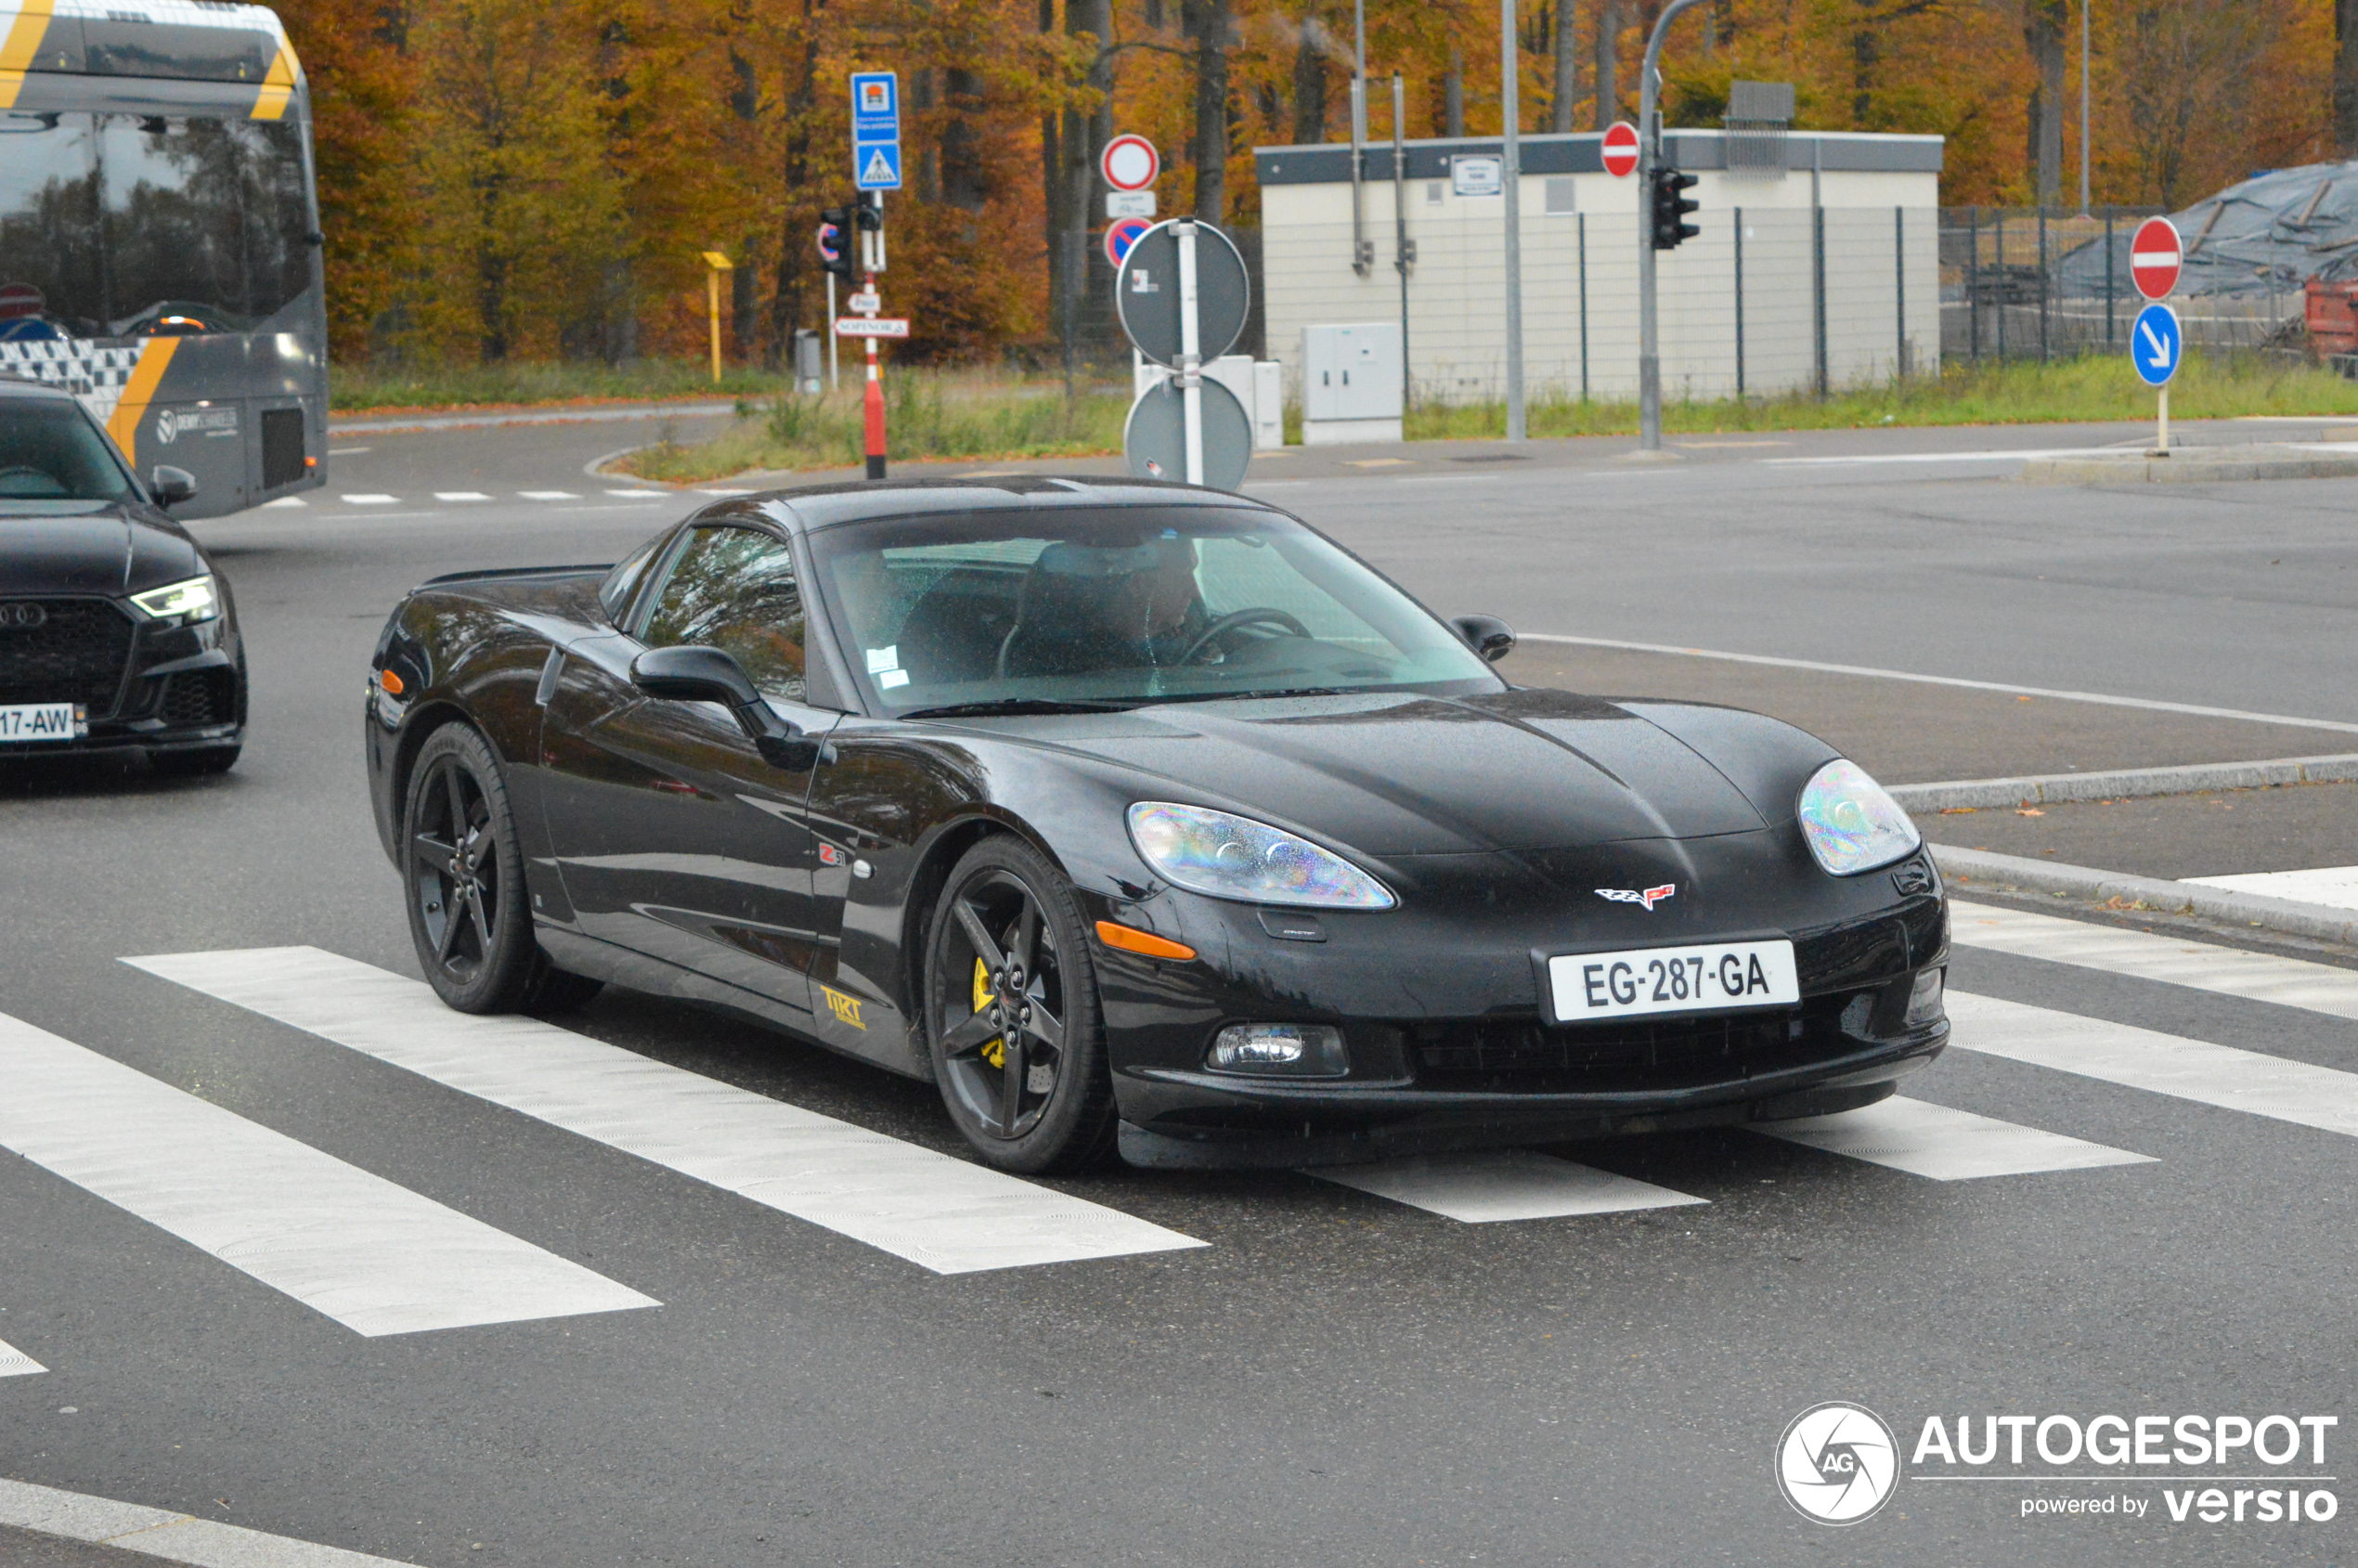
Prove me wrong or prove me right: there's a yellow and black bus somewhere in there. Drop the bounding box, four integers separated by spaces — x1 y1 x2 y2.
0 0 325 517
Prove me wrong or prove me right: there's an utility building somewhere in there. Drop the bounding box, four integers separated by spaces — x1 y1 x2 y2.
1253 122 1942 407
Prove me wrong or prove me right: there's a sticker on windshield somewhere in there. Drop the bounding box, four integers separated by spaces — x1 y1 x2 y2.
865 646 900 674
878 669 910 689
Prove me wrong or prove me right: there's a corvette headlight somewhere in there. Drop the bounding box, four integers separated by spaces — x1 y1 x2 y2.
1796 758 1922 876
130 575 218 624
1127 801 1396 909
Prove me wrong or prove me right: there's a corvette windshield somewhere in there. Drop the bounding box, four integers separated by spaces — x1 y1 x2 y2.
809 505 1502 714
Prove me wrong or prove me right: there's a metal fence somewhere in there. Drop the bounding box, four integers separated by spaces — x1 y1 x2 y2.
1939 206 2306 362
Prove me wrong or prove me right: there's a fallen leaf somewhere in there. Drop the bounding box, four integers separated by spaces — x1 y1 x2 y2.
2016 808 2045 817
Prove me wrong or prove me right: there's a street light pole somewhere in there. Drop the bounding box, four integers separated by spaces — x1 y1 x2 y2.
1636 0 1708 453
1501 0 1524 441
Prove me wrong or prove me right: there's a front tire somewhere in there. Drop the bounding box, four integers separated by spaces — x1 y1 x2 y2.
924 836 1118 1173
401 724 550 1013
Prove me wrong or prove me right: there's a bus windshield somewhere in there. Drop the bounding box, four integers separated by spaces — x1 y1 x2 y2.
0 110 312 341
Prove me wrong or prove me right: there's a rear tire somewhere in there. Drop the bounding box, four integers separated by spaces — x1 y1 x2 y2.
923 836 1117 1173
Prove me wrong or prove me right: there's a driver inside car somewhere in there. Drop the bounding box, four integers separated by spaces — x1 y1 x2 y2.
1006 531 1211 676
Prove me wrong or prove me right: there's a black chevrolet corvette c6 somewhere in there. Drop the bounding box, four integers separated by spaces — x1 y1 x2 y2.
365 477 1948 1173
0 378 247 772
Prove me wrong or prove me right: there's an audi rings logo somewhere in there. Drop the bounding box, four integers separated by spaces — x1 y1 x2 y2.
1777 1402 1900 1524
0 603 48 630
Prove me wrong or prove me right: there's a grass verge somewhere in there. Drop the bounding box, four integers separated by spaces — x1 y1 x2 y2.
331 357 786 412
621 375 1128 482
1406 351 2358 439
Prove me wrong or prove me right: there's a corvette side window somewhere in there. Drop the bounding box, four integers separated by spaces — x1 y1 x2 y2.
641 526 807 703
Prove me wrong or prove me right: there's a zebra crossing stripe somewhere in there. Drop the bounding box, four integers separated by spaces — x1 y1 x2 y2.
124 948 1206 1276
0 1336 45 1378
0 1476 425 1568
1950 901 2358 1021
1308 1150 1705 1221
0 1010 657 1338
1949 990 2358 1138
1756 1095 2154 1180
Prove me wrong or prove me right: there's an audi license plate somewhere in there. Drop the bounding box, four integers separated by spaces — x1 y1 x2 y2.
0 703 85 743
1548 940 1799 1023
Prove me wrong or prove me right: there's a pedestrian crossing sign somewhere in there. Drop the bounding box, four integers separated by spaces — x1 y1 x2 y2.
857 143 901 191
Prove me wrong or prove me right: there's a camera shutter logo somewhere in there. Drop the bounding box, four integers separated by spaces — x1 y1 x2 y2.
156 408 178 444
1777 1402 1900 1524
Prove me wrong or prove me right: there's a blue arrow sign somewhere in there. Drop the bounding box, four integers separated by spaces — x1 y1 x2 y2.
2131 302 2182 387
850 71 901 189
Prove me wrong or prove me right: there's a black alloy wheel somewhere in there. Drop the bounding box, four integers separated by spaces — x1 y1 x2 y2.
925 836 1117 1173
402 724 601 1015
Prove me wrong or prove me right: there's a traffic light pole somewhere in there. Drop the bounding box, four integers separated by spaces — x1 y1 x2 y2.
1636 0 1707 454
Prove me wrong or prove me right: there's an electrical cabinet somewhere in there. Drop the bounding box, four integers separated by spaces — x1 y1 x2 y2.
1301 323 1403 443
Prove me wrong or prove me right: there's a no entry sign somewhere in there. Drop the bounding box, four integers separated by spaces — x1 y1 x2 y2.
1101 135 1160 193
2131 217 2182 301
1602 121 1640 179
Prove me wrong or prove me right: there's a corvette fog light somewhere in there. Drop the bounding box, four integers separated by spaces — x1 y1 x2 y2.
1207 1023 1348 1078
1904 967 1946 1028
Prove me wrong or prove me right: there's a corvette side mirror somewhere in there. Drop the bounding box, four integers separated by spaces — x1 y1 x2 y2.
630 645 823 771
149 465 197 507
1451 614 1515 664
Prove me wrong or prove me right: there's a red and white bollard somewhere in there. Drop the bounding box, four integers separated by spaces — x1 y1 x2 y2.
862 273 887 480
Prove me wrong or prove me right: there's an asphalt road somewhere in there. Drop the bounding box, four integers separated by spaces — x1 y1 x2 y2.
4 415 2355 1568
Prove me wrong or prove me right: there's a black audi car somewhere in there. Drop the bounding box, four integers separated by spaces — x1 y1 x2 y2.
0 378 247 773
366 478 1948 1172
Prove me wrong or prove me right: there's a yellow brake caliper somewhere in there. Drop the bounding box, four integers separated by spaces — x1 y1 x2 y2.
973 957 1004 1069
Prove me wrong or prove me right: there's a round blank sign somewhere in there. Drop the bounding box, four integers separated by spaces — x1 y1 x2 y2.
1101 134 1160 192
1123 376 1252 492
1115 220 1250 369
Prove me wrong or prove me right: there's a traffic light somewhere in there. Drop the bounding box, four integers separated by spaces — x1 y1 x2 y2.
854 190 886 274
1651 167 1700 252
818 205 855 279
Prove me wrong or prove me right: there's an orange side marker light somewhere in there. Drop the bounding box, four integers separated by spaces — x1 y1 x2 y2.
379 668 404 695
1095 920 1196 961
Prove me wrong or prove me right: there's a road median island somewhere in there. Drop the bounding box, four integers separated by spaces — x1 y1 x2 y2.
2021 443 2358 484
1933 845 2358 949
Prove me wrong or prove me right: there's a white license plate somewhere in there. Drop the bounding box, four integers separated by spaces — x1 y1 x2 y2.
1548 940 1800 1023
0 703 85 743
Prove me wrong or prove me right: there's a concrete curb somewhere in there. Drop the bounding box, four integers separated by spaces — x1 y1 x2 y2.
2020 443 2358 484
1889 754 2358 811
1931 846 2358 947
330 399 743 435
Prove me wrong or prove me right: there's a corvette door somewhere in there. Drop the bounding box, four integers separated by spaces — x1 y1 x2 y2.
538 524 838 1016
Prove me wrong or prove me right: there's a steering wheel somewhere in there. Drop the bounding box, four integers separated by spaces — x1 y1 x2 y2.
1178 607 1313 665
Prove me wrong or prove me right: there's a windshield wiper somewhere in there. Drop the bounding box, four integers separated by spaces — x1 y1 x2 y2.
899 697 1142 719
1147 685 1355 705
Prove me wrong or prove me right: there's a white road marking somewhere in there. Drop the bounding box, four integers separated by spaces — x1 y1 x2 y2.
1308 1150 1705 1222
126 948 1205 1276
518 490 579 500
0 1476 425 1568
1516 635 2358 736
1950 991 2358 1139
602 488 667 498
1950 901 2358 1021
0 1011 655 1337
0 1335 45 1377
1757 1095 2153 1181
2186 864 2358 914
695 486 758 496
258 496 306 509
432 491 491 502
340 494 398 505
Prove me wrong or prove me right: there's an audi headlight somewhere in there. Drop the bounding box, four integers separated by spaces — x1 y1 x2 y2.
130 575 218 624
1126 802 1396 909
1796 758 1921 876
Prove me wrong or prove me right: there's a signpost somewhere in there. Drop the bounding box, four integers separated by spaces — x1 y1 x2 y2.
2130 218 2183 457
849 73 899 477
1114 219 1251 488
2132 301 2183 454
1634 0 1711 453
1601 120 1639 179
699 251 732 383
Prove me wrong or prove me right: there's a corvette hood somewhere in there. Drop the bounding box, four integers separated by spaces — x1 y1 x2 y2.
0 504 205 597
991 687 1771 855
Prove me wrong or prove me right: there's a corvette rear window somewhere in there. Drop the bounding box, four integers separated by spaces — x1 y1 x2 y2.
809 505 1501 715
